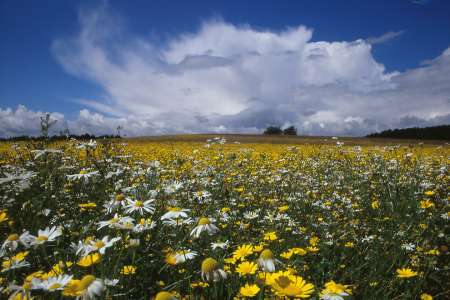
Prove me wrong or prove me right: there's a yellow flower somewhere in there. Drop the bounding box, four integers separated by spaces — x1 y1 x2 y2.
62 279 82 297
233 244 253 260
280 252 293 259
290 248 307 256
77 253 100 267
421 293 433 300
306 246 319 252
397 268 418 278
0 212 8 223
121 265 137 274
191 281 209 288
264 232 278 241
270 271 314 298
371 201 379 209
420 200 435 209
26 271 44 281
255 272 272 286
425 191 435 196
239 284 260 297
310 237 319 246
12 251 29 261
236 261 257 275
324 280 352 294
252 245 264 252
345 242 354 248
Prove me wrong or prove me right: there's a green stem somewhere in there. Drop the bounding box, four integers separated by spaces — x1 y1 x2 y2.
100 253 104 280
257 272 266 300
90 253 96 275
41 243 52 268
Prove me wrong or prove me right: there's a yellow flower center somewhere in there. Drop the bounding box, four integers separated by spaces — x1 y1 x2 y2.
170 207 181 212
36 236 48 242
7 234 19 241
85 237 94 244
155 291 174 300
202 258 219 272
115 194 125 201
134 201 144 207
93 241 105 249
49 283 62 290
197 192 203 196
110 218 119 223
260 249 275 260
329 292 339 296
283 284 302 296
80 275 96 290
22 282 33 290
169 186 176 189
80 170 89 174
198 218 210 225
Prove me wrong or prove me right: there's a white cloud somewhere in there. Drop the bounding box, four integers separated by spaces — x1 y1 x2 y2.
2 5 449 139
365 30 405 45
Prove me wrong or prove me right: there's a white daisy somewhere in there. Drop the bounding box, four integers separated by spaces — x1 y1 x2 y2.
257 249 283 273
123 198 155 216
211 240 229 250
39 274 73 291
104 278 119 287
29 226 62 249
163 180 183 194
201 258 227 282
0 171 36 184
402 243 415 251
73 236 98 257
96 214 122 230
135 219 157 231
319 290 349 300
243 211 259 219
190 218 220 238
2 258 30 272
161 207 191 220
66 170 99 184
7 277 42 300
173 249 198 264
76 139 97 150
163 218 194 227
1 232 32 251
84 236 121 258
31 149 63 159
75 275 106 300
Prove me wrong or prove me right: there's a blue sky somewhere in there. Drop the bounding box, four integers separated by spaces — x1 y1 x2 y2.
1 0 450 138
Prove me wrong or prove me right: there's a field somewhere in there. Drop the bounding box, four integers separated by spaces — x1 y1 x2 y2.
0 134 449 300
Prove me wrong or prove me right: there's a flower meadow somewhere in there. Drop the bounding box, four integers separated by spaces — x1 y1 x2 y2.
0 132 449 300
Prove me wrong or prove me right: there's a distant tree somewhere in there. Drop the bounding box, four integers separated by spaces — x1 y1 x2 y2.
264 126 282 135
283 126 297 135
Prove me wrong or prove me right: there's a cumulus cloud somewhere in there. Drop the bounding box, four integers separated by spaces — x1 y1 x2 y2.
365 30 405 45
2 4 449 139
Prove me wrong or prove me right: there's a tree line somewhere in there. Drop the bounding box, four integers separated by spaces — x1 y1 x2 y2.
365 124 450 140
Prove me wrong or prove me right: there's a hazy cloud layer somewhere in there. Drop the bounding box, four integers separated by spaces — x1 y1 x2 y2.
2 5 449 138
365 30 405 44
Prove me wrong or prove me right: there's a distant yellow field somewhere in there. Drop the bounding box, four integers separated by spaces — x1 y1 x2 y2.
129 133 448 146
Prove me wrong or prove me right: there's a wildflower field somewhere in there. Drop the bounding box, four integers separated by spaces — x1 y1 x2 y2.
0 133 449 300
